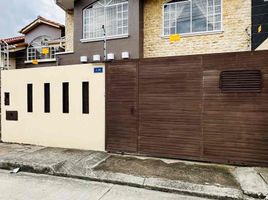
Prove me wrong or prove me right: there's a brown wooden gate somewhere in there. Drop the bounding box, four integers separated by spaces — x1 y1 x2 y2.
138 57 203 160
106 51 268 166
106 61 138 153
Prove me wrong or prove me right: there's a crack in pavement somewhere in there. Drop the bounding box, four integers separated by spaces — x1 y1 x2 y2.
98 185 114 200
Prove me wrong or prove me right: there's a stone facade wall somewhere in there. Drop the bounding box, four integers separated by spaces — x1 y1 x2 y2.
144 0 252 58
65 12 74 52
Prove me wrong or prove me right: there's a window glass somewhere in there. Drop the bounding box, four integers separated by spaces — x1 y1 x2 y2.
83 0 128 40
192 0 207 32
176 2 191 34
26 36 62 61
163 0 222 36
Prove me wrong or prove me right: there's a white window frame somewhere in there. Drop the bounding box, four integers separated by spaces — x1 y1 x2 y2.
162 0 223 37
81 0 129 43
26 46 60 63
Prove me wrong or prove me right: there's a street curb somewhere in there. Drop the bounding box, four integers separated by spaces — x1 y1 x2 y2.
233 168 268 199
0 161 246 200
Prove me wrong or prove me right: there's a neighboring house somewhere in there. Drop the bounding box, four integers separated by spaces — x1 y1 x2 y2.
0 16 65 70
0 36 25 70
56 0 268 64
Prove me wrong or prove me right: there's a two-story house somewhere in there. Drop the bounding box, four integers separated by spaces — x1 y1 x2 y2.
56 0 268 64
0 16 65 70
52 0 268 167
2 0 268 166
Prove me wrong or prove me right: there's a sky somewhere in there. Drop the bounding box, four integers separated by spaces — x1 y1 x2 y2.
0 0 65 38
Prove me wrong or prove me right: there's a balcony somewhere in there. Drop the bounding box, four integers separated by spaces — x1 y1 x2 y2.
25 46 63 63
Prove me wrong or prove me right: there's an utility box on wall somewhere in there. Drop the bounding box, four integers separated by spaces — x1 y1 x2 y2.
1 64 105 151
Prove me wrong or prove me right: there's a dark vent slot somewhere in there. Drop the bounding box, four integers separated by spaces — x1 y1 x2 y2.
62 82 69 113
27 84 33 112
82 82 89 114
4 92 10 106
44 83 50 113
220 70 262 93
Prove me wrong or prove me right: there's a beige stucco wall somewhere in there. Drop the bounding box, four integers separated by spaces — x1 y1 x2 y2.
1 64 105 151
65 12 74 52
9 57 16 70
144 0 252 58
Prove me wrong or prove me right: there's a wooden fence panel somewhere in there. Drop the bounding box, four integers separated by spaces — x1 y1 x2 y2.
106 51 268 166
202 51 268 166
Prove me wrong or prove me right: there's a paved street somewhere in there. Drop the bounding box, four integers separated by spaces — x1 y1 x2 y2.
0 170 211 200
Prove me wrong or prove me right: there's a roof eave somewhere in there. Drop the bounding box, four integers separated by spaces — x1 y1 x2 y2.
55 0 74 13
19 19 64 34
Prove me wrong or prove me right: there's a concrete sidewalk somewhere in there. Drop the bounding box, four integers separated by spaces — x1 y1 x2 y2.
0 143 267 200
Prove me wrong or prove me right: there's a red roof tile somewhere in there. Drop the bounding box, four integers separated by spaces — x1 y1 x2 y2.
1 36 25 44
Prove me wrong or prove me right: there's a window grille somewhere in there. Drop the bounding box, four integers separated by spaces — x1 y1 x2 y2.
163 0 222 36
27 46 60 61
83 0 128 40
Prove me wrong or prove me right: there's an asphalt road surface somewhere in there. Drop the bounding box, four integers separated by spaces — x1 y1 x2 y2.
0 169 213 200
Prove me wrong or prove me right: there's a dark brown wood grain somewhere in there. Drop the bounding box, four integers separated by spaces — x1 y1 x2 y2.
106 61 138 153
106 50 268 166
138 57 203 158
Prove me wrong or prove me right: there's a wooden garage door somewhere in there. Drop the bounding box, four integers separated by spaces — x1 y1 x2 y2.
106 61 138 153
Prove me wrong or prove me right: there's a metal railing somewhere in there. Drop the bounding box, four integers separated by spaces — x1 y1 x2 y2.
0 40 9 70
27 46 62 61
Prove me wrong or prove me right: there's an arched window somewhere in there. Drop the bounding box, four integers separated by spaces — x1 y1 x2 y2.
27 36 60 61
163 0 222 36
29 36 51 47
83 0 128 40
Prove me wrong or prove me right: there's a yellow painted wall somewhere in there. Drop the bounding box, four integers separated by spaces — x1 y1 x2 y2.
1 64 105 151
